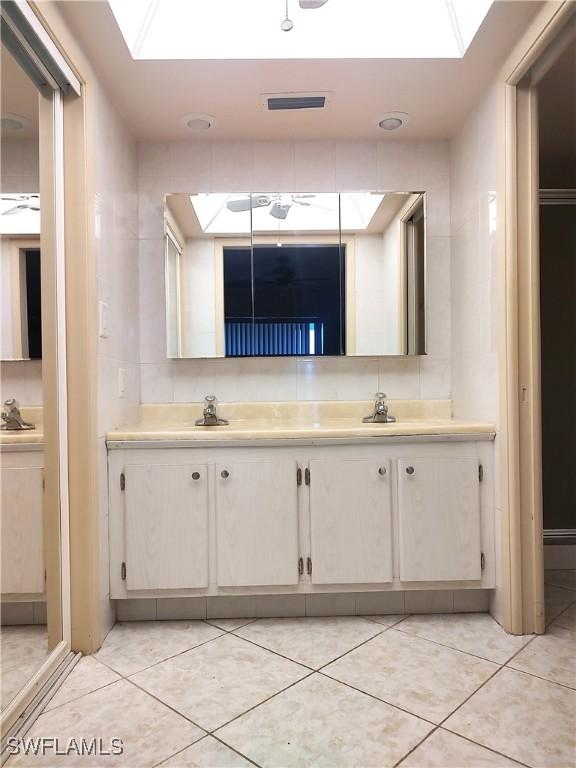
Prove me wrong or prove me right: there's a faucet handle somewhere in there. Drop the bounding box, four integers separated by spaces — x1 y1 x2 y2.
3 398 18 409
204 395 217 406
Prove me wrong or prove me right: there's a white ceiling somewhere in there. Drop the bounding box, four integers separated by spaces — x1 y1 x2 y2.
59 0 542 141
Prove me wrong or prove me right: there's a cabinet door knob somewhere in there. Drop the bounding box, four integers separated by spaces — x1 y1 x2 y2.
191 472 200 481
378 466 387 476
406 465 415 475
220 470 230 479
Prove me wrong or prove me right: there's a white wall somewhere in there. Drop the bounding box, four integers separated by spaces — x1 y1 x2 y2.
138 140 451 403
0 139 42 404
449 85 501 620
450 88 499 423
93 86 140 635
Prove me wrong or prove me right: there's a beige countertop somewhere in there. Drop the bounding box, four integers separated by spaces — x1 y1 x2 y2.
0 407 43 447
106 401 496 445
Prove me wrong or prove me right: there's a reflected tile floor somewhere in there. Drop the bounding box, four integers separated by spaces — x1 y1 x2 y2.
1 625 49 709
6 577 576 767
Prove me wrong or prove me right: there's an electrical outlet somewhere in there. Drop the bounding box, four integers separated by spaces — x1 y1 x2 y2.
118 367 126 399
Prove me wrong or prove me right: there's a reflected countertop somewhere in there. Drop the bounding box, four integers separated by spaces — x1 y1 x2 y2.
0 407 43 448
107 400 496 447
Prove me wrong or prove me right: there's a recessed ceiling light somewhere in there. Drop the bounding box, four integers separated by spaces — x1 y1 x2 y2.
378 112 411 131
180 113 215 131
1 113 30 132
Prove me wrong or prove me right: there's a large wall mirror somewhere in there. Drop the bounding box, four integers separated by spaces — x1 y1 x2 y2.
164 191 426 358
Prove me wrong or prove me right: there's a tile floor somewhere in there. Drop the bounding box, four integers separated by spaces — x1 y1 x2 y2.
6 573 576 768
1 625 49 708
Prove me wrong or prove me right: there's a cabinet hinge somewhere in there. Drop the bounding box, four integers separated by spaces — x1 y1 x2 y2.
121 562 127 580
480 552 485 571
306 556 312 575
120 472 126 491
305 468 311 486
297 468 303 486
298 556 304 575
479 464 484 482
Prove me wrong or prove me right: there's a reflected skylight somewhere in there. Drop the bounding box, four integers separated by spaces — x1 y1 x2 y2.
190 193 384 234
0 194 40 235
108 0 493 60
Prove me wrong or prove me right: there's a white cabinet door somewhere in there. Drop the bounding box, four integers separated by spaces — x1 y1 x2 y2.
216 460 299 587
124 464 208 590
398 457 481 582
309 458 392 584
1 467 44 595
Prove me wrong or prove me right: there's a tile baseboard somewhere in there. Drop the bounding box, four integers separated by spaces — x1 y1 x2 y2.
114 590 491 622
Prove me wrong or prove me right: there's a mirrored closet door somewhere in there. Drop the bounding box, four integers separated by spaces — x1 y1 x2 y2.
1 1 73 737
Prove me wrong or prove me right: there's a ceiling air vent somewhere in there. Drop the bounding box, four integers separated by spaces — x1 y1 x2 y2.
261 92 331 112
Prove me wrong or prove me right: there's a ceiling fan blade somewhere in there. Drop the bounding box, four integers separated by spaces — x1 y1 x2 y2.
270 203 291 220
2 205 27 215
299 0 329 8
226 196 270 213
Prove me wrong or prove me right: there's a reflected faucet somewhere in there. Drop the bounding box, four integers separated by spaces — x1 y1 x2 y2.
195 395 229 427
363 392 396 424
1 399 35 430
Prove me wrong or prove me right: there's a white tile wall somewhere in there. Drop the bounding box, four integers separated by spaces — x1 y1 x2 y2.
93 85 141 636
449 87 499 423
137 140 452 403
449 86 501 624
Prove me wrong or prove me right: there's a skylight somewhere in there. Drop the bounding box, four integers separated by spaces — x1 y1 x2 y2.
108 0 493 60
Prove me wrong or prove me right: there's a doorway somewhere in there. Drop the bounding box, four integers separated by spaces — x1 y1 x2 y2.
537 42 576 564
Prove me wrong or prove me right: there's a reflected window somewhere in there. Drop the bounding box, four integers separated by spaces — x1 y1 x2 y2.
223 244 345 356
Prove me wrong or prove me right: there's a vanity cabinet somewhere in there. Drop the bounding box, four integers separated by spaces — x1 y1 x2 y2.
1 462 44 597
397 457 482 582
215 460 299 587
123 463 209 590
309 458 393 584
108 437 495 599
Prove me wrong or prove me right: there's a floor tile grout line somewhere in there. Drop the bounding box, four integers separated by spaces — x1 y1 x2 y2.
210 732 263 768
98 627 227 678
317 670 438 728
204 618 257 632
438 726 533 768
211 669 317 736
150 733 207 768
150 733 261 768
230 620 389 671
393 623 530 666
125 674 211 733
503 662 576 692
392 724 442 768
38 676 122 716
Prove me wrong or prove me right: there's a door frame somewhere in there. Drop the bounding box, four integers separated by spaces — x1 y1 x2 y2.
498 2 576 635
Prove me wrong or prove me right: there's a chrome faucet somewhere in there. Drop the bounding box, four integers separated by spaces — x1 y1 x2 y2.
1 399 35 430
363 392 396 424
195 395 229 427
